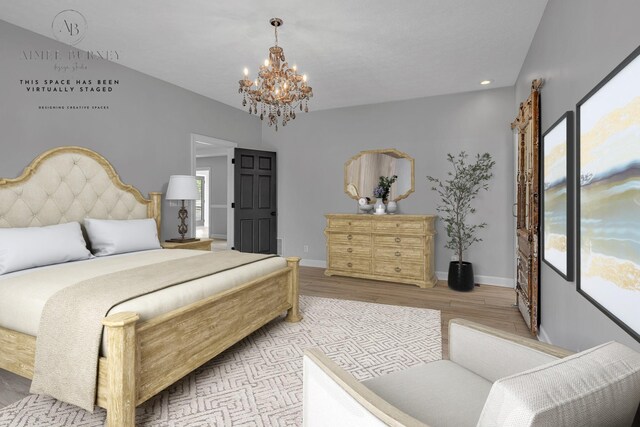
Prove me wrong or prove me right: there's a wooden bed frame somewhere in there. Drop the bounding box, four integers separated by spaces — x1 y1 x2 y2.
0 146 302 427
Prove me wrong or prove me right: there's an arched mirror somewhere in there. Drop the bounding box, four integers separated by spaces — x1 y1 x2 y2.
344 149 415 201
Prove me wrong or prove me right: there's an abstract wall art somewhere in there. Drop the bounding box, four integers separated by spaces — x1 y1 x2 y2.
577 44 640 341
542 111 574 281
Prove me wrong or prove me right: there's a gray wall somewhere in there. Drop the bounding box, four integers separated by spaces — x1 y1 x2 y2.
0 20 261 240
516 0 640 351
196 156 228 238
262 87 516 281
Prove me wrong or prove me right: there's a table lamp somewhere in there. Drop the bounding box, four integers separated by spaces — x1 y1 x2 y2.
165 175 200 242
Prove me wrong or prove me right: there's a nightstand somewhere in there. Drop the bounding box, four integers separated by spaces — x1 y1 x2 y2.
162 238 213 251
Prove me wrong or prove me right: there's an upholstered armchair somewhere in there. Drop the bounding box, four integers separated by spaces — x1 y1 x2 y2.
303 319 640 427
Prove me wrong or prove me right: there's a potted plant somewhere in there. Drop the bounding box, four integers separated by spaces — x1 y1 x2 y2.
427 152 495 291
379 175 398 203
372 175 398 213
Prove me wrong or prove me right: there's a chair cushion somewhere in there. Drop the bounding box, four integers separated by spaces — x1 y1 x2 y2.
478 341 640 427
449 320 563 382
362 360 492 427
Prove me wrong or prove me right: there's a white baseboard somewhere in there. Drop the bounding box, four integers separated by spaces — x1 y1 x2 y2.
210 234 227 240
435 271 514 288
299 259 327 268
537 325 552 344
298 260 514 288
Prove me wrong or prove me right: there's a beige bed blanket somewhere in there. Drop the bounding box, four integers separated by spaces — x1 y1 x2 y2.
30 251 275 412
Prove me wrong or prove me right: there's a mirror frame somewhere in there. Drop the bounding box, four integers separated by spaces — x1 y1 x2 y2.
343 148 415 202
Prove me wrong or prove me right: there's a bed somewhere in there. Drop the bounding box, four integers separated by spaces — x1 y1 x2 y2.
0 146 302 427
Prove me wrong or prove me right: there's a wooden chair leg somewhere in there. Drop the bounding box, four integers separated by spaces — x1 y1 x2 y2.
102 312 139 427
285 257 303 322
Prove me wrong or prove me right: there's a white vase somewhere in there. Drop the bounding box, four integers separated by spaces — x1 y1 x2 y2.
374 198 386 214
387 201 398 214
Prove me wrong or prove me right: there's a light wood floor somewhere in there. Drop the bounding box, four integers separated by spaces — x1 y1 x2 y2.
0 266 530 409
299 267 532 358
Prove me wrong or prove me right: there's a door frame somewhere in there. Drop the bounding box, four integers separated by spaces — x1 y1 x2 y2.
190 133 237 250
195 168 210 229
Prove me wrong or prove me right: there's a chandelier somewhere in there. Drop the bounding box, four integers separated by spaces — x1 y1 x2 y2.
238 18 313 131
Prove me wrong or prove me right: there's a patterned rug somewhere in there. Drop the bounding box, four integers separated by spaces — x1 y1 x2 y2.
0 296 441 426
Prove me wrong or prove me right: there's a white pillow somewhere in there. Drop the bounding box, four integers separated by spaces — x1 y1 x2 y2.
0 222 92 275
84 218 161 256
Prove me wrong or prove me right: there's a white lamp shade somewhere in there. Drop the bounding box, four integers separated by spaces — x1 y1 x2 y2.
166 175 199 200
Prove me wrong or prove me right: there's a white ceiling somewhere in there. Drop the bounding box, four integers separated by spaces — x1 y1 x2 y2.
0 1 548 111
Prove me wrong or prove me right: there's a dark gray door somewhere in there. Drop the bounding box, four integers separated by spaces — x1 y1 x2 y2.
233 148 277 253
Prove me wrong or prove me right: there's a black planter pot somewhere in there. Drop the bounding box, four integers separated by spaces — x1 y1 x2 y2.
447 261 475 292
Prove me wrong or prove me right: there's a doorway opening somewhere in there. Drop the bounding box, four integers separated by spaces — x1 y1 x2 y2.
190 134 237 251
195 168 209 238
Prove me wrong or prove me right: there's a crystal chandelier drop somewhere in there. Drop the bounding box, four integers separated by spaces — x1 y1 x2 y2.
238 18 313 131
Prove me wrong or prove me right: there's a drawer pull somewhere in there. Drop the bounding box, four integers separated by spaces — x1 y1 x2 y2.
395 251 401 257
395 237 401 243
347 234 353 240
396 223 400 227
395 267 401 272
347 262 353 267
347 248 353 253
348 221 352 225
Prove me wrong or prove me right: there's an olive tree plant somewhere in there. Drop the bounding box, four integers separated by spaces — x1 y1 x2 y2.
427 152 495 266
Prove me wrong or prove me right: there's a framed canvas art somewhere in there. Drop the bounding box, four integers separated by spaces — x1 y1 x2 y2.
577 44 640 342
542 111 574 281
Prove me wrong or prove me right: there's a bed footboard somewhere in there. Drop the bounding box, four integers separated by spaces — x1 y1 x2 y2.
99 258 302 427
0 259 301 427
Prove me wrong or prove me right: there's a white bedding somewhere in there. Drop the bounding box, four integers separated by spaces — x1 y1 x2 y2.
0 249 287 353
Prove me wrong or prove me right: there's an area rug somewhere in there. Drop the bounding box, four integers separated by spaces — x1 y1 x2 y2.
0 296 441 426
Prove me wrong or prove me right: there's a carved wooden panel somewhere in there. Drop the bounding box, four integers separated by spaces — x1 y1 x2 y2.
512 79 543 335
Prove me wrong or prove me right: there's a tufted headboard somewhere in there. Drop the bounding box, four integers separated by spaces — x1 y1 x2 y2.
0 146 161 233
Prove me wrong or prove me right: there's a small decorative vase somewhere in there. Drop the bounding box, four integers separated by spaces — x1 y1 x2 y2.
374 198 386 214
386 201 398 214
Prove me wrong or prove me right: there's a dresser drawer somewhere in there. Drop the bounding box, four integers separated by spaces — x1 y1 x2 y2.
328 218 371 232
373 220 424 233
330 233 371 246
331 244 372 258
374 246 424 262
373 235 424 248
373 260 424 280
329 257 371 274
